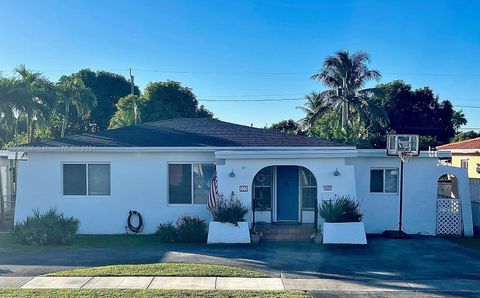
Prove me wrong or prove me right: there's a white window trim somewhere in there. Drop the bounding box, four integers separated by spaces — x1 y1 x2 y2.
167 162 216 205
61 162 111 198
369 167 399 194
300 168 317 210
460 159 469 169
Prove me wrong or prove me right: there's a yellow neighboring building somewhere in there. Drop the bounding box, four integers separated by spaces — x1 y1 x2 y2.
437 137 480 178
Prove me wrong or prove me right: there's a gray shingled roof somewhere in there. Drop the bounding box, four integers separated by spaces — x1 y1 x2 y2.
25 118 347 148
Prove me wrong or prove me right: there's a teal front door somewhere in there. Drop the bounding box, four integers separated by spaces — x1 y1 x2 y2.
276 166 299 222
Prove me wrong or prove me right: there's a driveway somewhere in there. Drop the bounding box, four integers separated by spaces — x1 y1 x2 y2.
1 236 480 292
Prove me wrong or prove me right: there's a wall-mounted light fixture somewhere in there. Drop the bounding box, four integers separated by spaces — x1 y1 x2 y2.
229 169 236 177
333 168 341 176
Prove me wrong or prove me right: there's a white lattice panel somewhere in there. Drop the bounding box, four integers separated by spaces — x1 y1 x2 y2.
436 198 462 236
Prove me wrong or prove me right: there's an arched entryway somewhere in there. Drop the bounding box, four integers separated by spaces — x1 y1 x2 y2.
251 166 317 225
436 174 462 235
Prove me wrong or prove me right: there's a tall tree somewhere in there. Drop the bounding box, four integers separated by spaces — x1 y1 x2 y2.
56 76 96 137
311 50 385 131
373 80 456 147
141 80 212 122
296 91 331 132
71 69 139 131
109 95 146 129
11 65 53 143
452 110 467 133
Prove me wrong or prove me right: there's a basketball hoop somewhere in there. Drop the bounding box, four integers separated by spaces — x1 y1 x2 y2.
386 134 420 162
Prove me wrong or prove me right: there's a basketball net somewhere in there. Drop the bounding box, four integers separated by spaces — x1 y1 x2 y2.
397 140 413 163
398 149 413 163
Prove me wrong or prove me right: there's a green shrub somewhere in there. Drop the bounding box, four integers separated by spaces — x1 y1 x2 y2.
13 208 79 245
155 222 177 243
209 195 249 225
319 196 363 223
175 214 207 243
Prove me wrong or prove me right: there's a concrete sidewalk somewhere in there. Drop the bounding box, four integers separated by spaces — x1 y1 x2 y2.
1 276 480 292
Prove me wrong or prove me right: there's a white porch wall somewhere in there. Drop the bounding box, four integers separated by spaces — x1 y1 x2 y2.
215 157 357 224
15 151 216 234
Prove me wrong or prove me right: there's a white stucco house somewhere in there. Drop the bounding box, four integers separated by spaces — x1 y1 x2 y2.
12 118 474 237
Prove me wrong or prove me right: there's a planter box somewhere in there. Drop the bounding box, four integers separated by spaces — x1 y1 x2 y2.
322 222 367 245
207 221 251 244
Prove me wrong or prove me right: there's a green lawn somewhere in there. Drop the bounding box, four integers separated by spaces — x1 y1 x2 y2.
0 289 309 298
0 233 175 254
47 263 268 278
446 237 480 253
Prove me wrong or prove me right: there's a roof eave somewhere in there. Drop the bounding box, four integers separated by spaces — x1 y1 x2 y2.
9 145 355 153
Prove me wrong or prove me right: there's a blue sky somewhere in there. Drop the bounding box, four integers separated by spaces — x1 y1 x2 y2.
0 0 479 128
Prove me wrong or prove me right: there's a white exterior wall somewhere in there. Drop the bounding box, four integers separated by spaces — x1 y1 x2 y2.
14 149 473 236
15 151 216 234
348 156 473 236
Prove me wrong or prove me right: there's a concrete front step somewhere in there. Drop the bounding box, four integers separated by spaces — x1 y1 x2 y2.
254 224 315 240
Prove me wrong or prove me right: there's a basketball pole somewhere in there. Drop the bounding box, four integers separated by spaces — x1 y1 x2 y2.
384 157 410 239
398 159 404 235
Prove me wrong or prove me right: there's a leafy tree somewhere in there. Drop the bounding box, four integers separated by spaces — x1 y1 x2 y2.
311 111 369 146
270 119 305 135
196 104 214 119
141 80 212 122
311 50 386 131
71 69 139 131
109 95 146 129
451 130 480 142
372 80 455 147
56 76 96 137
452 110 467 133
297 92 330 132
10 65 54 143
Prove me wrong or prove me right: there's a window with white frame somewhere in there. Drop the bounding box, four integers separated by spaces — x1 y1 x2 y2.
168 163 215 204
63 163 110 195
460 159 469 169
300 167 317 209
370 168 398 193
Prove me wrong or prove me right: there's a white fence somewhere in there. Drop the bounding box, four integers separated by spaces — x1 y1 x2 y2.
471 179 480 230
436 198 462 236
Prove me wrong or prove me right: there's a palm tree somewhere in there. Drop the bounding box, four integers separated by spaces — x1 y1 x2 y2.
12 65 53 143
311 50 385 132
297 91 331 132
56 76 96 137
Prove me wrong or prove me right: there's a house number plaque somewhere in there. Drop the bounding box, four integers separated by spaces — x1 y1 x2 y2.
239 185 248 192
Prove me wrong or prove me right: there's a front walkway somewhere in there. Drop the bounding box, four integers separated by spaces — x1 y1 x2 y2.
2 275 480 293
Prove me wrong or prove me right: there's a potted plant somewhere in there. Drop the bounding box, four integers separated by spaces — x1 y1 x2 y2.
207 193 251 244
319 196 367 245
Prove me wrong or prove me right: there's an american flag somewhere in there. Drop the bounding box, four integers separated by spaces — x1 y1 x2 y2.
208 171 219 210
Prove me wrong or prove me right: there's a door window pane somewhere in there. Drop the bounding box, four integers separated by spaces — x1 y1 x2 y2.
88 164 110 195
253 167 273 209
370 169 384 193
301 167 317 209
63 164 86 195
169 164 192 204
193 164 215 204
384 169 398 193
302 187 317 209
254 187 272 209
